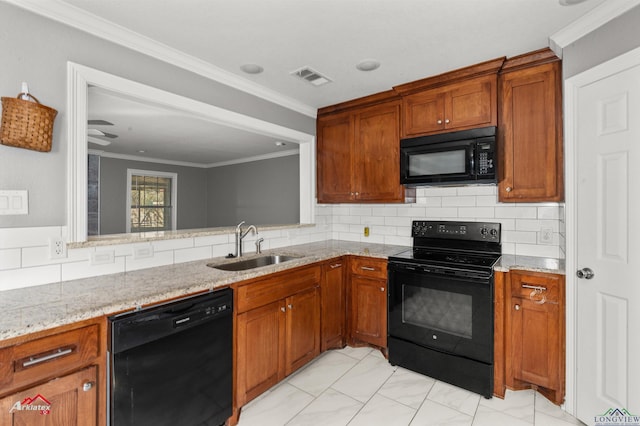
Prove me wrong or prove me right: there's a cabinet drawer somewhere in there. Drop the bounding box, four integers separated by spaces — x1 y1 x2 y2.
350 257 387 279
510 271 562 304
0 324 100 394
236 265 321 313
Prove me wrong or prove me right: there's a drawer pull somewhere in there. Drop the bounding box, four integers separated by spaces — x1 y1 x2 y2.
360 266 376 271
522 284 547 304
23 347 74 368
330 263 342 269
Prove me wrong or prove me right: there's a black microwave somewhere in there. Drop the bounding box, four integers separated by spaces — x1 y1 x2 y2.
400 126 497 186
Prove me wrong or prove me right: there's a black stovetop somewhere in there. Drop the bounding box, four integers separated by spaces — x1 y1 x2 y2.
388 220 502 271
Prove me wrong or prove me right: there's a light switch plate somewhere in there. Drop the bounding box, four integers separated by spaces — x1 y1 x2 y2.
0 190 28 215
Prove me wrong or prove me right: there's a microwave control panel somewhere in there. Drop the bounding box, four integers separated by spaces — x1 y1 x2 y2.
476 142 494 176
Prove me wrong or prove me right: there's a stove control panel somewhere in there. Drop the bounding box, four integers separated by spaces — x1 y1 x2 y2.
412 220 501 242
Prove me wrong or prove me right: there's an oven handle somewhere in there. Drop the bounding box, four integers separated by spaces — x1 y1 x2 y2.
388 262 493 283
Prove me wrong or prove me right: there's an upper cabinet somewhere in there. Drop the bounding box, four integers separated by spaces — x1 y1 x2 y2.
394 57 504 138
498 48 564 202
317 93 411 203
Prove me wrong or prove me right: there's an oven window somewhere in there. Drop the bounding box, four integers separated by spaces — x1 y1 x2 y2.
402 286 472 339
408 150 466 176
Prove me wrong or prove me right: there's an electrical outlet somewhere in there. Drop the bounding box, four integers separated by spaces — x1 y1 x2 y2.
49 237 67 259
540 227 554 244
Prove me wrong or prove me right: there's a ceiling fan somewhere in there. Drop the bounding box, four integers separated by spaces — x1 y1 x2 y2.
88 119 118 146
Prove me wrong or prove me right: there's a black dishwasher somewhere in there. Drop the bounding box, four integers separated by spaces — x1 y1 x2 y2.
109 288 232 426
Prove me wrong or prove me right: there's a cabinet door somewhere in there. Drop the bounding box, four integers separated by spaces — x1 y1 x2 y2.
402 89 446 136
350 275 387 348
0 366 97 426
285 287 321 376
510 298 561 391
236 301 285 406
354 102 404 202
316 112 354 203
321 260 346 351
446 77 495 130
499 61 563 202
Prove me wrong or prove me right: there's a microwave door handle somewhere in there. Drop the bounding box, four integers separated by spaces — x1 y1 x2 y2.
469 148 475 174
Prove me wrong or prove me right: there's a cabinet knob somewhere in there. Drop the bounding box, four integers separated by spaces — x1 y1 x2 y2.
288 304 293 309
330 263 342 269
445 119 450 124
83 381 94 392
380 287 385 292
506 186 512 193
355 192 359 196
280 307 286 313
514 304 520 311
437 119 443 125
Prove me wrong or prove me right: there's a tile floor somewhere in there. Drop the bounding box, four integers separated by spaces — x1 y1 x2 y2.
237 346 585 426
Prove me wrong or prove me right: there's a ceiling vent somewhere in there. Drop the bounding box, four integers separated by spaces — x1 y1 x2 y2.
290 66 332 87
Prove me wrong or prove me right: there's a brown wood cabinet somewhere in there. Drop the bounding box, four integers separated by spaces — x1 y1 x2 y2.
504 270 565 405
394 57 504 138
0 318 106 426
317 95 409 203
348 256 388 348
498 48 564 202
235 265 321 406
400 75 496 137
320 258 346 351
0 366 98 426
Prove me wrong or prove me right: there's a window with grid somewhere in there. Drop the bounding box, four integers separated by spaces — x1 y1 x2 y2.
128 172 176 232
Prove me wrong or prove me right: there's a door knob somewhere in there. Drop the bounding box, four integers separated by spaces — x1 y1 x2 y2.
576 268 595 279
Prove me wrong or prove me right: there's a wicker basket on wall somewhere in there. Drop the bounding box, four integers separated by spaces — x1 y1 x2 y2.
0 93 58 152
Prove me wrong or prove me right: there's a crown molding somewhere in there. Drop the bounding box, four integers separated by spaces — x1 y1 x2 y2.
549 0 640 56
4 0 318 118
207 149 299 168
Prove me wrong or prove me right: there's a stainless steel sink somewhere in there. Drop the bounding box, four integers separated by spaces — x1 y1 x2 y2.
208 255 302 271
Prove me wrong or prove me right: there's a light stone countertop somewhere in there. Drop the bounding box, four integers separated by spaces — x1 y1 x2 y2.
0 240 408 341
0 240 565 342
495 254 565 275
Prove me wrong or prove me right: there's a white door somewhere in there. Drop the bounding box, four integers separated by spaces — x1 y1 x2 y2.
574 53 640 424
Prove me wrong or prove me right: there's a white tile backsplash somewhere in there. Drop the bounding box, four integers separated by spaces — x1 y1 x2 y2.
323 186 564 258
0 186 565 290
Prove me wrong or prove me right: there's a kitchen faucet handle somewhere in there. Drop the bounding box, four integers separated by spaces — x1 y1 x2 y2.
236 221 245 230
255 238 264 254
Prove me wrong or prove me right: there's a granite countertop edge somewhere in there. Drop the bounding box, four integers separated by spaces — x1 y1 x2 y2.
0 240 564 341
0 240 406 341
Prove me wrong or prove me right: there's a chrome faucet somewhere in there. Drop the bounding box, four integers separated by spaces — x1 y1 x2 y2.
255 238 264 254
235 221 257 257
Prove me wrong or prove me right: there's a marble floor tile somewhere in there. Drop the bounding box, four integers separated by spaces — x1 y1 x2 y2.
411 400 473 426
472 405 533 426
331 353 397 402
238 382 314 426
287 350 359 396
335 345 374 360
348 394 417 426
479 388 535 423
285 388 362 426
236 347 585 426
534 393 585 425
378 367 436 409
427 381 481 417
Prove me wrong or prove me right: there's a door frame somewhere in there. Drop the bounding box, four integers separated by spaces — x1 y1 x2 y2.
563 44 640 417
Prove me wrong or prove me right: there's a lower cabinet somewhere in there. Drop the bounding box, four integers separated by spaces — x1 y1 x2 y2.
348 256 388 348
503 270 565 405
0 319 105 426
235 265 321 407
0 366 98 426
320 258 346 351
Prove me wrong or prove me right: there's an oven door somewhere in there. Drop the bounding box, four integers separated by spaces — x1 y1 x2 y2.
388 261 493 364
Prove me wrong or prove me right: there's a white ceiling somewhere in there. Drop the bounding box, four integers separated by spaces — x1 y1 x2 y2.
59 0 606 110
12 0 614 164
